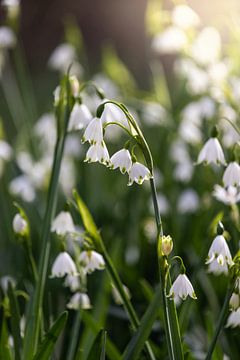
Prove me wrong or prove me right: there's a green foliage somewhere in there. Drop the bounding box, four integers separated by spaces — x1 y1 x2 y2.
33 311 68 360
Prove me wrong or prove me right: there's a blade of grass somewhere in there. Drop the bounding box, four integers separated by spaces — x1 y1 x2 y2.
7 282 22 360
33 311 68 360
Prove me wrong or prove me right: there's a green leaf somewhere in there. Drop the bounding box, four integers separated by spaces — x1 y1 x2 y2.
7 282 22 360
33 311 68 360
73 190 101 244
86 329 106 360
0 309 13 360
123 285 161 360
79 311 122 360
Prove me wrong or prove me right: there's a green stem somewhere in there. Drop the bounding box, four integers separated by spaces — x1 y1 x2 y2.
205 286 233 360
23 134 67 359
66 310 82 360
24 242 38 283
150 178 183 360
23 77 72 358
221 117 240 136
98 238 156 360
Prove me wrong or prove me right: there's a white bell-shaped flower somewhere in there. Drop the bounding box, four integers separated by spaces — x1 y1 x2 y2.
84 142 109 166
51 211 75 236
0 140 12 161
223 162 240 187
226 308 240 328
197 137 226 165
169 274 197 301
229 293 240 311
64 274 81 292
68 103 92 131
12 214 27 235
110 149 132 174
67 292 91 310
207 257 228 275
82 117 103 144
0 26 16 48
79 250 105 274
100 102 125 125
51 251 77 278
213 185 240 205
128 162 152 186
172 5 200 30
206 235 233 268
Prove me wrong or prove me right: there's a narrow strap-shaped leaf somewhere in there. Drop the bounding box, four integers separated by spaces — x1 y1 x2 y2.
7 282 22 360
73 190 101 244
123 285 162 360
0 310 13 360
86 329 106 360
33 311 68 360
78 311 122 360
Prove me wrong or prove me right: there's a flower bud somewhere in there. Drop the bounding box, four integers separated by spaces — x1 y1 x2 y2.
13 213 27 235
161 235 173 256
69 75 80 98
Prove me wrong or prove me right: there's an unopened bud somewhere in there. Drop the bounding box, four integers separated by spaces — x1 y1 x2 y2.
229 292 240 310
69 75 80 98
161 235 173 256
13 213 27 235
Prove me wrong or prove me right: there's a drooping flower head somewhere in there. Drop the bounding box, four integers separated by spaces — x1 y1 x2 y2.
128 162 152 186
84 142 110 166
169 274 197 302
82 117 103 145
67 292 91 310
51 251 77 278
79 250 105 274
110 149 132 174
51 211 75 236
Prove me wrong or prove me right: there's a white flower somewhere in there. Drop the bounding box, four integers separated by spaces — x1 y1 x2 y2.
191 27 221 66
0 276 16 293
169 274 197 301
79 251 105 274
100 102 125 125
51 211 75 236
67 292 91 310
48 43 76 72
172 5 200 29
64 274 81 292
12 214 27 234
197 137 226 165
112 284 131 305
207 258 228 275
0 140 12 161
152 26 187 54
82 117 103 144
229 293 240 311
51 251 77 278
213 185 240 205
9 175 36 202
177 189 199 214
223 162 240 187
206 235 233 269
110 149 132 174
0 26 16 48
128 162 152 186
68 103 92 131
226 308 240 328
84 142 109 165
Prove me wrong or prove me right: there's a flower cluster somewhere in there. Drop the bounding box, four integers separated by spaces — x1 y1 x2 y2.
226 278 240 328
50 211 105 310
79 102 152 186
205 224 233 275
